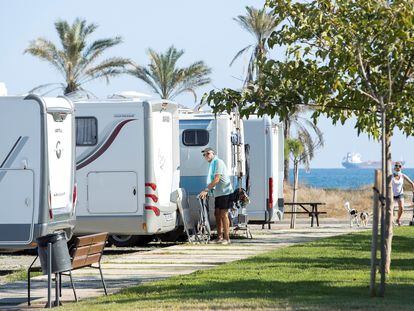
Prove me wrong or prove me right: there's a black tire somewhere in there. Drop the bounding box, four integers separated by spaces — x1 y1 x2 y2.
158 226 186 242
108 235 153 247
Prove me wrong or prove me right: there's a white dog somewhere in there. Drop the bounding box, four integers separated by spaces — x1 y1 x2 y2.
359 212 369 227
344 202 360 227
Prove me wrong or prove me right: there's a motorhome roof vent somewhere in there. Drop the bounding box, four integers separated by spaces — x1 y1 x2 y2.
109 91 152 100
66 90 98 101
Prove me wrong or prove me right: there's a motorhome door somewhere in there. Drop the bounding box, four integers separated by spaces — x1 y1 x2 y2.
179 119 216 195
0 169 34 245
87 171 139 214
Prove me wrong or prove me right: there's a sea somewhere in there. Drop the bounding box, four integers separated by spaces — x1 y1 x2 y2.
289 168 414 190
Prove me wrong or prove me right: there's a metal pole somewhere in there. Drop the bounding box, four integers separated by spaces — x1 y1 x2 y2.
47 242 52 308
54 272 60 307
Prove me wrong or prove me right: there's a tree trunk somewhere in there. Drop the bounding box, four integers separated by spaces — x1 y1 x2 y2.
283 119 291 182
379 109 386 296
370 170 381 296
384 130 393 274
290 159 299 229
379 110 394 297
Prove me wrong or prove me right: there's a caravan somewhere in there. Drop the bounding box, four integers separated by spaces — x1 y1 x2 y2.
0 95 76 250
244 116 284 226
179 111 245 223
74 97 181 246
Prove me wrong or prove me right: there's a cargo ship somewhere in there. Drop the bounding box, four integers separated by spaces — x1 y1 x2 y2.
342 152 405 169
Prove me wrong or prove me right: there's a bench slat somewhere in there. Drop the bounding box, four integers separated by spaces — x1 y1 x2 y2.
77 233 108 247
70 233 108 270
71 242 106 258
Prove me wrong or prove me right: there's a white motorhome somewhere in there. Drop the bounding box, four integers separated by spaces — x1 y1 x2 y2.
0 95 76 250
244 116 284 226
179 111 245 223
74 98 180 246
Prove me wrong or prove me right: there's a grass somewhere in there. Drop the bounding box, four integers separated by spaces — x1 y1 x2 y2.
62 227 414 310
5 268 41 283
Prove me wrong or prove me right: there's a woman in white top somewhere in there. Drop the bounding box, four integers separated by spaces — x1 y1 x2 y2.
392 162 414 226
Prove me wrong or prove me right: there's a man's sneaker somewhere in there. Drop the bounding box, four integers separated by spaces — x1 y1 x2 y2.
220 239 231 245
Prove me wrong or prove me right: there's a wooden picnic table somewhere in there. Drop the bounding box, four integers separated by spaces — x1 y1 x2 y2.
284 202 327 227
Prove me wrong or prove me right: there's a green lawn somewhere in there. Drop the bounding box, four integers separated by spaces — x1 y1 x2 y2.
63 228 414 310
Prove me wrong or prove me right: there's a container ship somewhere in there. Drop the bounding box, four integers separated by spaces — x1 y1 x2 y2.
342 152 405 169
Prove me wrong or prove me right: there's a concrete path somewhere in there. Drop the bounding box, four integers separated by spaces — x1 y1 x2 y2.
0 218 363 309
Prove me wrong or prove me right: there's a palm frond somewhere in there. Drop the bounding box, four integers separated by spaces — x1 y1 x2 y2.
233 6 280 84
229 45 252 66
24 38 65 74
83 57 130 81
128 65 163 97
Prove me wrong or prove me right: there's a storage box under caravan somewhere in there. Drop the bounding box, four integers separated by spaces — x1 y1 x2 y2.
0 95 76 250
179 111 245 224
74 98 181 246
244 116 284 224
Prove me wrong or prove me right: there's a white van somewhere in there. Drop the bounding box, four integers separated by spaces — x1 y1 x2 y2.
0 94 76 250
74 98 181 246
244 116 284 226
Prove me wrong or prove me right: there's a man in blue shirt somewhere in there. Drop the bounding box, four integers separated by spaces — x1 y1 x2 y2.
199 147 233 244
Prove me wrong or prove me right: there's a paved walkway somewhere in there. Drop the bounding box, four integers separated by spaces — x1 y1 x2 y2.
0 218 363 309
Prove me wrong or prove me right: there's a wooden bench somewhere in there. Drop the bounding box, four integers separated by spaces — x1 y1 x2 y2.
28 232 109 305
62 232 109 301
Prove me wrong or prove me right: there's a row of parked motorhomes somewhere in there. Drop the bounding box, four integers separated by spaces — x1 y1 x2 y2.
0 93 284 250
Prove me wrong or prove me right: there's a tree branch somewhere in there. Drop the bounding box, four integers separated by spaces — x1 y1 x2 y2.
356 47 380 104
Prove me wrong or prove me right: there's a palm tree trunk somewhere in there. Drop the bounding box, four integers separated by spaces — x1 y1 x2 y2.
283 119 291 183
290 159 299 229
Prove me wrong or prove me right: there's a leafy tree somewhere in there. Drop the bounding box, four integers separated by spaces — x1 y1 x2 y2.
25 18 131 95
204 58 323 182
265 0 414 296
231 6 280 84
128 46 211 102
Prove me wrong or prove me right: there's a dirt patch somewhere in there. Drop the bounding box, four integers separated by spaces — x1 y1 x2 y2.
284 183 373 219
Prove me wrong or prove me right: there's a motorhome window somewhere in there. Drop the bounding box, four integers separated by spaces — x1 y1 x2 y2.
76 117 97 146
182 129 209 146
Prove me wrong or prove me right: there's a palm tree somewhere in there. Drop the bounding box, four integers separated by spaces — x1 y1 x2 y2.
25 18 131 95
284 128 323 228
128 46 211 102
231 6 280 85
284 138 304 228
283 109 324 182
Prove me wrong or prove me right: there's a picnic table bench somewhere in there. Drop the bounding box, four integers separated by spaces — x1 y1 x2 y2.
284 202 327 227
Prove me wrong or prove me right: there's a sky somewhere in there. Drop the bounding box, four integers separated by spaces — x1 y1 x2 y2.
0 0 413 168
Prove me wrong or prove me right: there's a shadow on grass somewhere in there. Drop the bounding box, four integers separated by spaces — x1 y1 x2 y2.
93 278 414 310
75 228 414 310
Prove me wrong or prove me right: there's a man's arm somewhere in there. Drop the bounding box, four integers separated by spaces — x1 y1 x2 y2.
207 174 221 190
199 174 221 199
